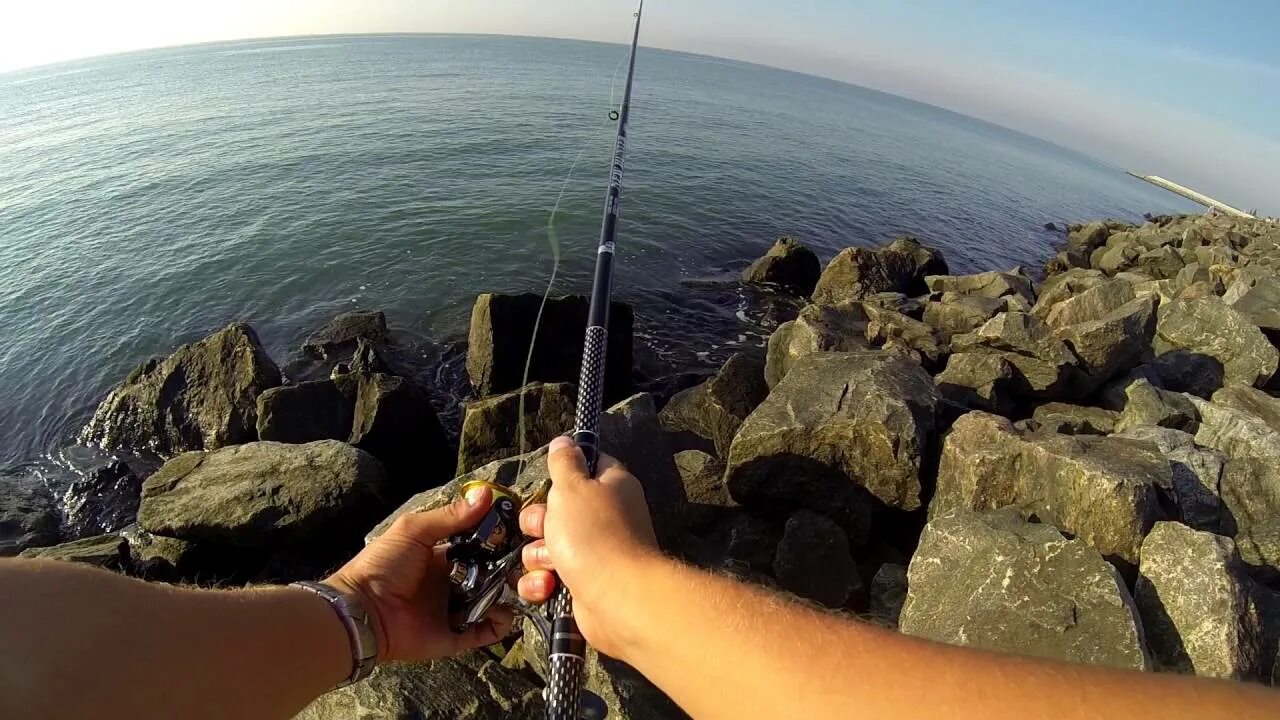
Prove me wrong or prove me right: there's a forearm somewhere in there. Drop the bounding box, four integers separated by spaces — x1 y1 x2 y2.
0 559 349 720
613 555 1280 720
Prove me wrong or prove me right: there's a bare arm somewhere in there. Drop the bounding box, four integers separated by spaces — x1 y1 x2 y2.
520 437 1280 720
0 490 511 720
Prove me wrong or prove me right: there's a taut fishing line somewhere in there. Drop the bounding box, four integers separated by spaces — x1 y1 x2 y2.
515 48 630 473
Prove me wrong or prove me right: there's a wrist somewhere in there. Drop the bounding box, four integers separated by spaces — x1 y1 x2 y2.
592 549 675 664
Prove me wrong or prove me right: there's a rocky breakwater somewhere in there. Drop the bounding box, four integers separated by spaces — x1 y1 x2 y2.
9 213 1280 717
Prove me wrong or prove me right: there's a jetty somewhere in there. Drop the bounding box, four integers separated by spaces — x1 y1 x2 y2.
1127 172 1257 219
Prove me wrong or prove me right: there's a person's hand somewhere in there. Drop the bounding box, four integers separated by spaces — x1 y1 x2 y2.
517 436 660 658
324 487 514 663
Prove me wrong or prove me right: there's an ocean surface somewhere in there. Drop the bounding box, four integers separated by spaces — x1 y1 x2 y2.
0 34 1197 487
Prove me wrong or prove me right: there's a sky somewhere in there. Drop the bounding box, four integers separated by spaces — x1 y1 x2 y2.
4 0 1278 214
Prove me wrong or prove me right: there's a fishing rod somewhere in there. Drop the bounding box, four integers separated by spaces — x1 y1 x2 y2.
549 1 645 716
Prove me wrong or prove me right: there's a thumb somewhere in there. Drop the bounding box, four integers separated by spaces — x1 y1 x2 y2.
547 435 591 485
388 487 492 546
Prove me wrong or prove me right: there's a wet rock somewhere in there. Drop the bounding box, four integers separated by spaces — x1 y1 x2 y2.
0 479 61 557
934 411 1165 567
138 440 388 548
63 460 142 536
952 312 1078 398
1043 279 1136 331
302 310 389 361
466 293 634 403
82 323 283 455
674 450 733 533
1112 426 1226 534
922 295 1004 340
297 652 543 720
121 527 207 582
255 377 358 445
900 508 1149 670
934 352 1018 416
1113 379 1199 433
811 237 946 305
345 337 392 375
19 533 129 572
772 509 862 608
350 373 451 496
1055 295 1157 388
659 353 768 458
741 236 822 297
764 302 871 388
1135 522 1260 678
457 382 575 474
726 353 939 538
1154 297 1278 388
925 269 1035 303
1030 403 1118 435
870 563 908 624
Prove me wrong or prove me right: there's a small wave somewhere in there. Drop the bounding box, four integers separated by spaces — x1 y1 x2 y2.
214 44 348 57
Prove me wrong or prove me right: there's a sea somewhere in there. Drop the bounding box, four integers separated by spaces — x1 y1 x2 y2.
0 34 1198 496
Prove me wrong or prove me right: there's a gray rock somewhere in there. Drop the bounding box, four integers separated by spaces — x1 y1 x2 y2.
296 653 543 720
0 475 61 556
1031 403 1118 435
1154 298 1278 388
922 295 1005 340
934 352 1017 416
1114 379 1199 433
350 373 451 496
726 353 939 537
1113 426 1227 534
1191 389 1280 463
811 237 946 305
863 304 943 366
1043 279 1136 331
1232 277 1280 334
457 382 575 474
861 292 924 317
1135 522 1260 678
256 377 358 445
1067 222 1111 256
139 441 388 547
900 509 1149 670
869 563 908 624
772 510 862 608
659 354 768 458
466 293 634 402
1055 295 1157 387
1137 244 1186 280
123 527 202 581
764 302 871 388
741 236 822 297
302 310 389 361
925 269 1035 303
1237 518 1280 586
675 450 734 533
1219 458 1280 537
1151 350 1227 398
81 323 283 455
934 411 1165 567
19 533 129 572
953 312 1079 398
1032 268 1107 319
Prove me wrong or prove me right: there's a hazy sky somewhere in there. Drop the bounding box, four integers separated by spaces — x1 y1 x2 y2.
4 0 1278 213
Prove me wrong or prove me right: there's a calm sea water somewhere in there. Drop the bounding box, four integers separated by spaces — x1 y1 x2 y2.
0 34 1196 477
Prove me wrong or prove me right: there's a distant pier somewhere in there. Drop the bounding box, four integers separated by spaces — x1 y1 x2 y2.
1127 172 1256 219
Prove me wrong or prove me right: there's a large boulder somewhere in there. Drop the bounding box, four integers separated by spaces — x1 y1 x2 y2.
922 295 1005 340
772 510 862 609
659 354 768 458
82 324 282 455
466 294 634 403
1032 268 1107 319
256 377 358 445
741 236 822 297
297 652 543 720
934 411 1165 567
811 237 946 305
1154 298 1278 388
726 353 939 536
1112 426 1227 534
1043 279 1136 331
302 310 389 361
925 269 1034 303
1113 379 1198 433
19 533 130 572
138 441 389 548
1238 518 1280 586
934 352 1017 416
457 382 575 475
63 460 142 537
1135 522 1261 678
0 475 61 556
900 509 1149 670
674 450 734 533
1054 295 1157 389
1231 276 1280 335
952 312 1079 398
862 305 943 366
764 302 871 388
349 373 451 496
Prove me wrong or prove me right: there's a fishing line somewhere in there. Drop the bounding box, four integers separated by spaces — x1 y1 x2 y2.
515 48 630 471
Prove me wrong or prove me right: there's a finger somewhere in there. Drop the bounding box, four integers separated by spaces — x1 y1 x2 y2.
548 436 592 484
518 569 557 604
519 503 546 538
522 539 553 572
388 487 492 547
450 606 515 652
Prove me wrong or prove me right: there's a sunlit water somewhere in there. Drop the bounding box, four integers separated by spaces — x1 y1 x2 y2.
0 35 1196 486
